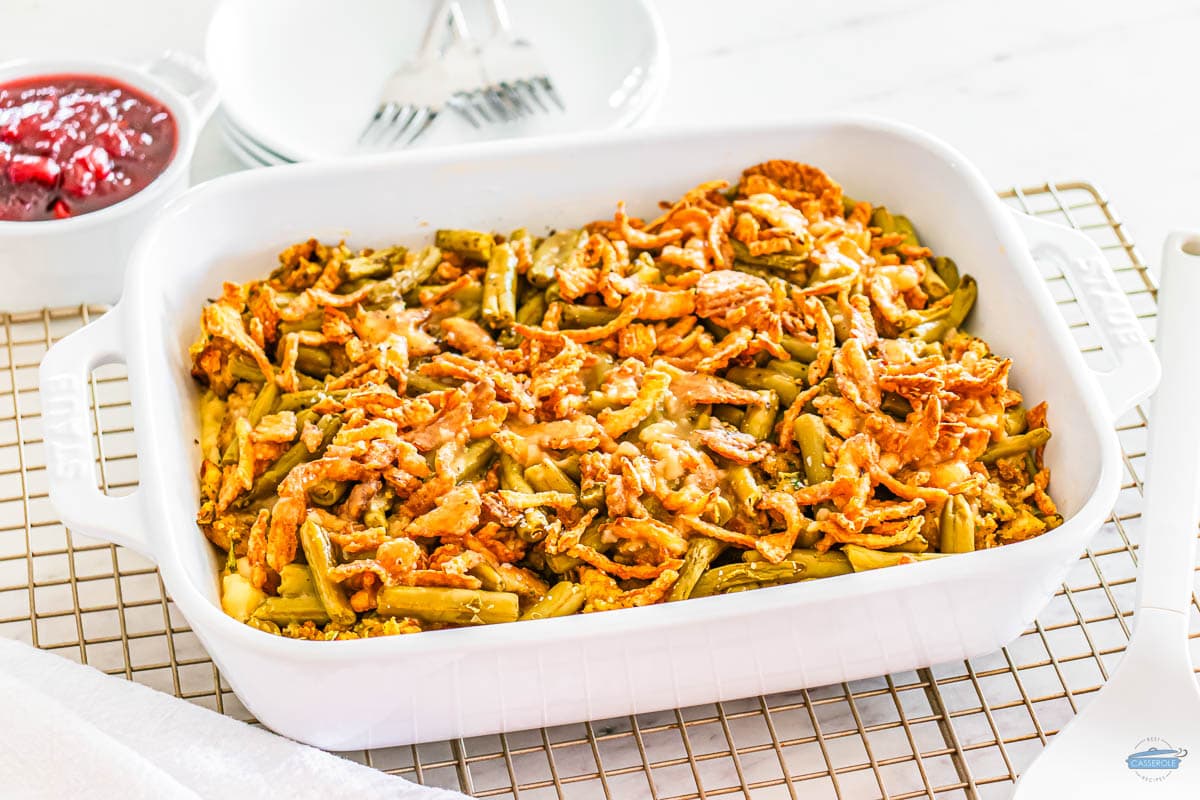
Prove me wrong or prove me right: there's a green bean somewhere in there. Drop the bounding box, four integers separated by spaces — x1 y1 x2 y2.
891 214 920 248
631 261 661 285
933 256 960 291
246 617 281 635
979 427 1051 464
482 242 519 330
199 391 226 463
730 238 807 272
343 245 407 281
712 404 745 428
524 460 579 495
939 495 976 554
277 563 318 599
520 581 587 620
766 359 808 380
365 245 442 306
276 388 350 412
740 548 853 577
689 562 810 598
298 519 357 626
579 483 606 511
529 229 587 287
919 260 950 301
726 465 762 513
236 414 342 507
544 517 606 574
337 277 371 295
583 352 614 393
780 335 819 363
820 296 853 343
252 596 330 626
247 379 280 422
793 414 833 485
419 281 484 307
455 439 498 483
840 195 859 218
230 356 320 390
435 229 494 262
843 544 947 572
880 393 911 419
715 494 736 524
724 366 799 406
901 275 977 342
470 562 508 592
363 487 393 530
730 262 776 284
870 207 896 235
308 479 349 506
667 537 727 601
515 292 548 327
292 407 320 429
887 535 930 553
406 373 459 395
278 313 322 336
376 586 519 625
556 453 582 482
560 303 620 329
498 454 533 491
1004 406 1028 436
806 262 855 290
295 345 332 377
740 390 780 441
230 356 267 384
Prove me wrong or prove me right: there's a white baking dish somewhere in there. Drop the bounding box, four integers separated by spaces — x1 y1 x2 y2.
39 119 1160 749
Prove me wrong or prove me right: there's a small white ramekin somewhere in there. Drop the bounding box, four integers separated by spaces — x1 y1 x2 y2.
0 52 215 310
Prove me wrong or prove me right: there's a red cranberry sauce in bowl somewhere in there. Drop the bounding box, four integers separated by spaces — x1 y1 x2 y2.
0 74 177 222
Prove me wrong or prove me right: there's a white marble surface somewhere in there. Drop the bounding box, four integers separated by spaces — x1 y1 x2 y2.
5 0 1199 268
1 2 1196 797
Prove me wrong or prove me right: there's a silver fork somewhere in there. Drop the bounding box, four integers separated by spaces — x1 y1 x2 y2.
473 0 564 119
359 1 485 149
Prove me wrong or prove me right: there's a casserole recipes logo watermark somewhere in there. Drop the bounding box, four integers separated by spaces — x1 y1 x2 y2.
1126 737 1188 783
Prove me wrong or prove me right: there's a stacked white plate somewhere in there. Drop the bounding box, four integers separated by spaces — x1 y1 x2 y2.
206 0 669 167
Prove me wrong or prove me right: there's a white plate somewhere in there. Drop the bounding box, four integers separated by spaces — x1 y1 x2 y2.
220 68 667 171
220 115 290 168
206 0 668 162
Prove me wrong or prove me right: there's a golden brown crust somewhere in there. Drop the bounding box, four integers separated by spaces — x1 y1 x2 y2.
194 162 1058 638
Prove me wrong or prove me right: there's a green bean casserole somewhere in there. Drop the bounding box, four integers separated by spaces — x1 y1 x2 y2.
191 160 1060 639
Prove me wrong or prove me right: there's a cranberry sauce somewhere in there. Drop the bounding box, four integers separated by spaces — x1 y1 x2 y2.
0 73 177 221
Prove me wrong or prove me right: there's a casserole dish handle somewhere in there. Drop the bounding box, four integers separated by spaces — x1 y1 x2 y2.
1012 210 1160 422
38 306 151 559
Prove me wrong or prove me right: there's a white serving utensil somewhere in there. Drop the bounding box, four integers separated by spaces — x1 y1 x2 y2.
1013 233 1200 798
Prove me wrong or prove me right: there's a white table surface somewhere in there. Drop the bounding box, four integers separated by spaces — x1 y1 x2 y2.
6 0 1199 271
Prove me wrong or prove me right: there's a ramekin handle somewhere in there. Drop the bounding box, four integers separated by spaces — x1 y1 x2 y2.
39 306 151 560
144 50 218 125
1011 210 1161 422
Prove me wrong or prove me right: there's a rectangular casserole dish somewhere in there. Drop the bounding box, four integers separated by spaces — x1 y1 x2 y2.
39 118 1160 749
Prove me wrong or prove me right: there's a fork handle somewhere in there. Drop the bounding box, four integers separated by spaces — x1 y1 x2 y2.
417 0 454 60
487 0 513 35
1136 232 1200 616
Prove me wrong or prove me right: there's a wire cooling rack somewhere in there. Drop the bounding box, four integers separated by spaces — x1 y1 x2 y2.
0 182 1189 799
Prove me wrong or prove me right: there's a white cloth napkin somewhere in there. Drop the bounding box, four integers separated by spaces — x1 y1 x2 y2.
0 637 471 799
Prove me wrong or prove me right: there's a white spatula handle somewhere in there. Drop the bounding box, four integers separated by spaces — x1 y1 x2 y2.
1135 232 1200 615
